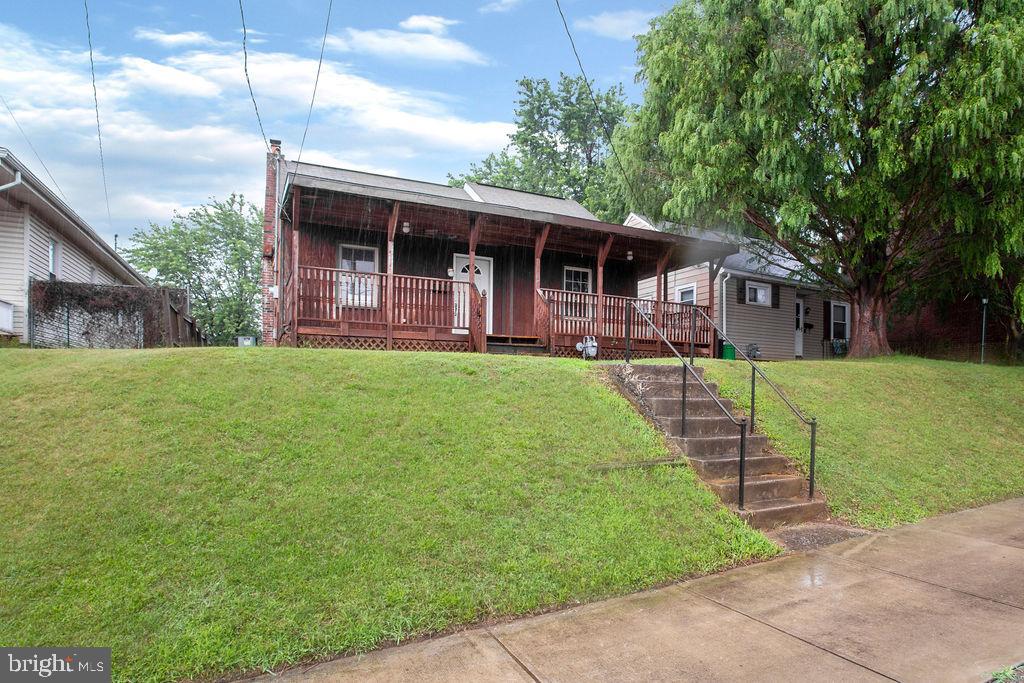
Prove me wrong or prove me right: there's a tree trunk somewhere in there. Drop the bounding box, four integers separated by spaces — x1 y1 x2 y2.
848 285 892 357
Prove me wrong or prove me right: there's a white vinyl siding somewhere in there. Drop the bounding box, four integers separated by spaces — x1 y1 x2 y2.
0 206 26 337
27 212 118 285
638 264 711 307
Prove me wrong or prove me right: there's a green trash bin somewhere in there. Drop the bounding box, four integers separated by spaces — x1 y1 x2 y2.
722 343 736 360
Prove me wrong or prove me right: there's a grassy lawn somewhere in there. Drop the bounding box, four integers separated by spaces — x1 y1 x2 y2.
0 348 776 682
668 355 1024 528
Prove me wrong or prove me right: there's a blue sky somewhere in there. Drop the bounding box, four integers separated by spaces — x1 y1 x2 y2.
0 0 670 247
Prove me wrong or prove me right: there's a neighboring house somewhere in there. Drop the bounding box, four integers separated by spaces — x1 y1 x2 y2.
261 140 737 357
628 213 849 360
0 147 146 343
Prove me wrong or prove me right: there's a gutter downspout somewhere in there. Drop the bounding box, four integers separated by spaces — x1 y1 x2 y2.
0 170 23 193
720 272 731 337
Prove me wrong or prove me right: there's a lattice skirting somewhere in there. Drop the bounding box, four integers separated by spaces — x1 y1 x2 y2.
393 338 471 353
553 345 659 360
298 335 387 350
297 334 470 353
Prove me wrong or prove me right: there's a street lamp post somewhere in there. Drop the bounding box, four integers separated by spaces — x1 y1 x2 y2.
981 297 988 364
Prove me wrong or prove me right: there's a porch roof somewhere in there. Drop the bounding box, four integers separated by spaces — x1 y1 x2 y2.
280 162 738 278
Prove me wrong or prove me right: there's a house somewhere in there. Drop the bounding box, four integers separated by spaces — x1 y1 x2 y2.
260 141 738 357
0 147 146 343
628 214 849 360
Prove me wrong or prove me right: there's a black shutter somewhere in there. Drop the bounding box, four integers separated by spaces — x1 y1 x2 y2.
823 300 832 340
735 278 746 305
771 284 781 309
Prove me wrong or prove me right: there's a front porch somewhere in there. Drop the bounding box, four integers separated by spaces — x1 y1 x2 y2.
271 170 732 358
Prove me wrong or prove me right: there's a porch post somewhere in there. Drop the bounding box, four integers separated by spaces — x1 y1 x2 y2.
534 224 550 344
291 186 301 347
468 215 482 350
596 235 613 341
708 256 726 356
534 223 550 293
655 248 671 354
385 201 400 351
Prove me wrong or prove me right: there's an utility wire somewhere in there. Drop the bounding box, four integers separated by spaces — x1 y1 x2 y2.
297 0 334 164
552 0 643 210
0 93 69 203
83 0 114 230
239 0 270 151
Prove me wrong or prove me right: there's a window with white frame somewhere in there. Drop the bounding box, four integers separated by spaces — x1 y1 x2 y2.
337 244 380 308
47 238 58 277
676 284 697 305
831 302 850 340
745 280 771 306
563 266 592 293
562 266 593 319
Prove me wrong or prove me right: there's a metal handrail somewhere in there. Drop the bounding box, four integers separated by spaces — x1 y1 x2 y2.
626 302 752 509
691 307 819 499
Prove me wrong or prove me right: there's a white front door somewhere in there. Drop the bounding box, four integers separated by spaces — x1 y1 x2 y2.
795 296 805 357
453 254 494 334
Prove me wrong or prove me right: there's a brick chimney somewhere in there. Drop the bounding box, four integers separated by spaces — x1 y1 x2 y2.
261 139 282 346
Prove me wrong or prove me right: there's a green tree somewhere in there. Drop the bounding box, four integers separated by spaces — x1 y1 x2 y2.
621 0 1024 356
450 74 632 221
126 195 262 345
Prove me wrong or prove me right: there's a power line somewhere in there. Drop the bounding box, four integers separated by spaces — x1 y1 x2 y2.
83 0 114 230
297 0 334 164
0 93 69 203
552 0 643 210
239 0 270 151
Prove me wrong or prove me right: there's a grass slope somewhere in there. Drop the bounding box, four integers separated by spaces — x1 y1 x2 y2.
0 349 776 682
691 356 1024 528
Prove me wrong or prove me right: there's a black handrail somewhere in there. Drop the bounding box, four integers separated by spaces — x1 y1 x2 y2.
626 302 751 509
691 307 819 500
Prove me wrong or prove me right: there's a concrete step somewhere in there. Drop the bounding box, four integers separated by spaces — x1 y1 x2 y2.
708 474 803 505
688 454 793 479
735 495 829 530
656 415 747 438
648 395 734 417
669 434 768 457
623 364 704 382
636 380 720 401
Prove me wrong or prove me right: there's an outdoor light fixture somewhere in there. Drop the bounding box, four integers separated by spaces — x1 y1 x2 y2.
626 250 634 261
446 267 455 278
402 221 411 234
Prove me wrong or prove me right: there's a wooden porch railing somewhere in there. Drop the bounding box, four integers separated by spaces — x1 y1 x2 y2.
542 288 712 346
297 267 484 342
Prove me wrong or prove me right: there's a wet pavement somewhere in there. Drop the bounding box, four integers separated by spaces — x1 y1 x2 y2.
255 498 1024 682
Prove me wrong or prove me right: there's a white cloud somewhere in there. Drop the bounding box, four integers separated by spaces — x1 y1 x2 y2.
132 27 230 49
574 10 656 40
398 15 460 35
325 26 487 65
480 0 523 13
115 57 221 97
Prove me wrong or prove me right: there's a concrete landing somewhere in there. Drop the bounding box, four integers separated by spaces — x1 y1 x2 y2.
256 498 1024 683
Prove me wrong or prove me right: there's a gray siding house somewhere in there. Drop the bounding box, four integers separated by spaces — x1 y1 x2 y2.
629 213 849 360
0 148 145 342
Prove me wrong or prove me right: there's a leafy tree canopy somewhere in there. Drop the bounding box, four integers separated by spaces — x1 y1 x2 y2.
620 0 1024 356
450 73 632 222
126 195 262 345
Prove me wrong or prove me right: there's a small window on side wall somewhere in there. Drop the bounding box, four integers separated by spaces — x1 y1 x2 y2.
831 302 850 340
746 281 771 306
676 284 697 305
48 238 58 278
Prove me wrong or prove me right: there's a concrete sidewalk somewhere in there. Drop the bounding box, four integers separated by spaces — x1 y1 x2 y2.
263 498 1024 682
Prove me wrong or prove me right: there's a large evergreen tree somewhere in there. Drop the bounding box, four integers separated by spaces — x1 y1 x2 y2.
622 0 1024 356
450 74 631 222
